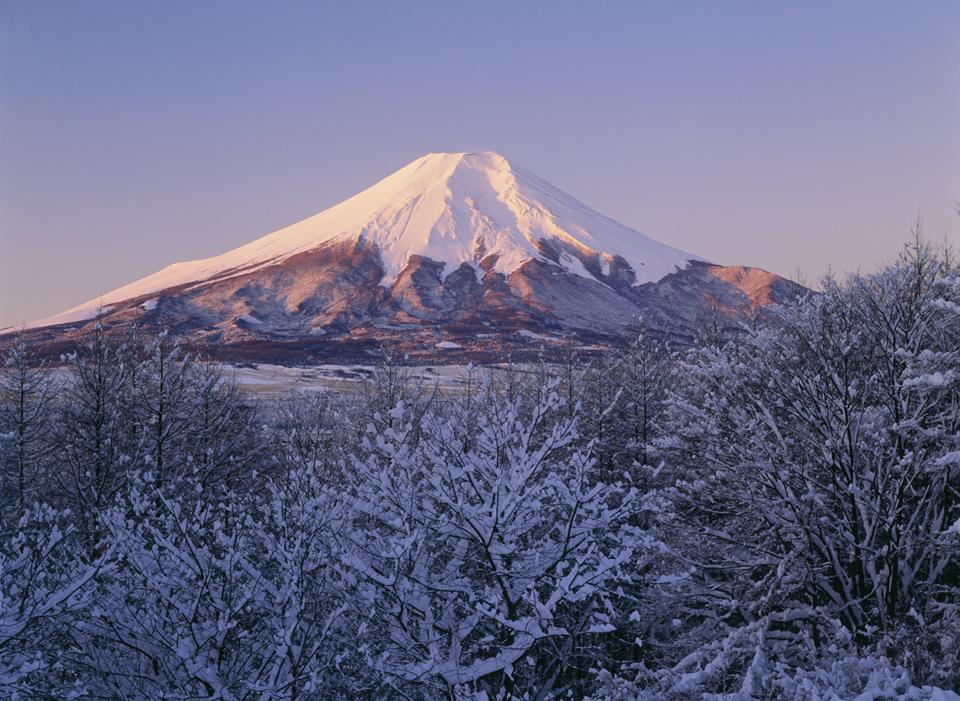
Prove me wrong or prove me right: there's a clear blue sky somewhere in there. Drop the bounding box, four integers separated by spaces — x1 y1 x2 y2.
1 0 958 326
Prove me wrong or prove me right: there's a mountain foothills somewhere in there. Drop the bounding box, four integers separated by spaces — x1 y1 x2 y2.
4 152 804 361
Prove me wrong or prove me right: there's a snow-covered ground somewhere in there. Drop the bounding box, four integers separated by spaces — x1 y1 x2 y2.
225 362 462 396
224 361 559 397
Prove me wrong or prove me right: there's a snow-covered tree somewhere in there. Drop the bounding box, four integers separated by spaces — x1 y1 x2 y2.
651 240 960 693
56 324 135 555
340 380 656 699
576 351 625 475
590 615 960 701
0 338 55 527
132 332 194 491
613 333 672 479
361 351 439 438
273 391 348 484
183 360 260 497
0 505 110 698
75 476 264 698
246 465 363 699
73 458 365 699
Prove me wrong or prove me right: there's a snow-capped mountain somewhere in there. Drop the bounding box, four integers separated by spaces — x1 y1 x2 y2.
8 152 804 362
33 152 700 328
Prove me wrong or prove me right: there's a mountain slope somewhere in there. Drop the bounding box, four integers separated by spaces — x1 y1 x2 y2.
7 152 804 362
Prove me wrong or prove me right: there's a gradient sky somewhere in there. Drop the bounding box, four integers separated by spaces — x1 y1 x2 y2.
1 1 958 327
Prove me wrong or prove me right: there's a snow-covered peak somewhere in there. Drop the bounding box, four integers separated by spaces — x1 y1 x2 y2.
29 151 703 328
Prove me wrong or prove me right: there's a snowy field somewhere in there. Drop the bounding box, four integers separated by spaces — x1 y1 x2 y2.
223 361 541 397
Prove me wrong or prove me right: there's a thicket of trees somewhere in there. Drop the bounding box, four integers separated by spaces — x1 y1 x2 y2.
1 240 958 700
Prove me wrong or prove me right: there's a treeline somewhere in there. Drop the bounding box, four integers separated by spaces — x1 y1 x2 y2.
1 239 958 700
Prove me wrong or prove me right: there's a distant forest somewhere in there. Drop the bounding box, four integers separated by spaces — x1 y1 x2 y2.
1 238 958 700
